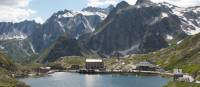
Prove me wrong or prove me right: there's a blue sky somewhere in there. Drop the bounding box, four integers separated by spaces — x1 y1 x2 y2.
29 0 87 20
0 0 200 23
28 0 200 22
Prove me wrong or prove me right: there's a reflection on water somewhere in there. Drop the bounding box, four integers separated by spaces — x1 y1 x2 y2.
20 72 170 87
85 74 95 87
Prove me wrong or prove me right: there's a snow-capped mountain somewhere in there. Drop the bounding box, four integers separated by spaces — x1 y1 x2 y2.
88 0 196 57
158 2 200 35
172 6 200 35
87 0 200 57
82 5 114 19
0 21 41 61
0 6 112 62
0 31 27 41
0 0 200 62
0 21 40 40
39 7 112 51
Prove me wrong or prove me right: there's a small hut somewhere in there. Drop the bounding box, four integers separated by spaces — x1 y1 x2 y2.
38 67 51 73
173 69 183 80
136 61 156 71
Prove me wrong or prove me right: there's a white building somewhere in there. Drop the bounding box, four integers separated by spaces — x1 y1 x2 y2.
85 59 104 70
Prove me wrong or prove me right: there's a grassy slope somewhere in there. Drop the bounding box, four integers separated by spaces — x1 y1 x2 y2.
130 33 200 71
50 33 200 75
0 52 16 71
0 52 29 87
0 39 35 64
0 52 17 87
0 69 17 87
164 81 200 87
49 56 86 69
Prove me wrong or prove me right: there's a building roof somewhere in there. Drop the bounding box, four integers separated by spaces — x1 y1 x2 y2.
136 61 155 67
86 59 103 62
40 67 51 70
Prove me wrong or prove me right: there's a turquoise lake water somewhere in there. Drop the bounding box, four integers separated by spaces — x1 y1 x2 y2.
20 72 170 87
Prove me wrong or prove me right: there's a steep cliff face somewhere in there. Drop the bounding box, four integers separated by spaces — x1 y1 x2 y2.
38 35 83 63
37 33 99 63
1 0 200 63
35 9 108 52
0 21 41 61
88 0 199 57
0 6 111 62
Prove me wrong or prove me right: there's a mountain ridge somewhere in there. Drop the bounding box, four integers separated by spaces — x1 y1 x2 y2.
0 0 200 63
0 6 112 63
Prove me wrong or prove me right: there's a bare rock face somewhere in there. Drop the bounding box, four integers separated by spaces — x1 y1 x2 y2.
0 6 111 62
1 0 200 62
87 0 188 57
135 0 152 5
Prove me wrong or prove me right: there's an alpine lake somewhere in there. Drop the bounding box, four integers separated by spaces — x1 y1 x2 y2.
20 72 171 87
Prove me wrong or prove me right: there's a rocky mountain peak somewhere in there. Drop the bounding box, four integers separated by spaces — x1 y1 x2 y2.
116 1 130 9
82 5 114 15
135 0 156 7
107 5 115 10
135 0 152 5
53 9 73 16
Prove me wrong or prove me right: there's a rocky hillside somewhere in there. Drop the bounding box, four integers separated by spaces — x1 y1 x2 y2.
88 0 200 57
0 51 30 87
38 0 200 63
0 6 111 63
1 0 200 63
130 33 200 79
0 21 41 62
37 35 84 63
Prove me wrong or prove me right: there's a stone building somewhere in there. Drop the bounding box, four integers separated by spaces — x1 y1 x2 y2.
136 61 156 71
85 59 104 70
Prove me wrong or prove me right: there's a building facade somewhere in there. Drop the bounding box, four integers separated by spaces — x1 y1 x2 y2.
85 59 104 70
136 61 156 71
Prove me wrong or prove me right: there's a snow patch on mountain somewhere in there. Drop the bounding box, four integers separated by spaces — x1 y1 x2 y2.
177 40 183 44
62 12 74 18
0 32 27 40
157 2 200 35
161 12 169 18
29 42 36 54
166 34 173 40
0 45 5 50
182 26 200 35
78 11 107 20
118 44 140 56
57 21 66 32
149 17 160 25
170 6 200 35
57 10 107 20
159 2 175 8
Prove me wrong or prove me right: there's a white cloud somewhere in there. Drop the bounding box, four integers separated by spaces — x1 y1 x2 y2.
0 0 30 7
87 0 118 7
0 6 35 22
162 0 200 7
0 0 36 22
32 17 45 24
0 0 200 22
